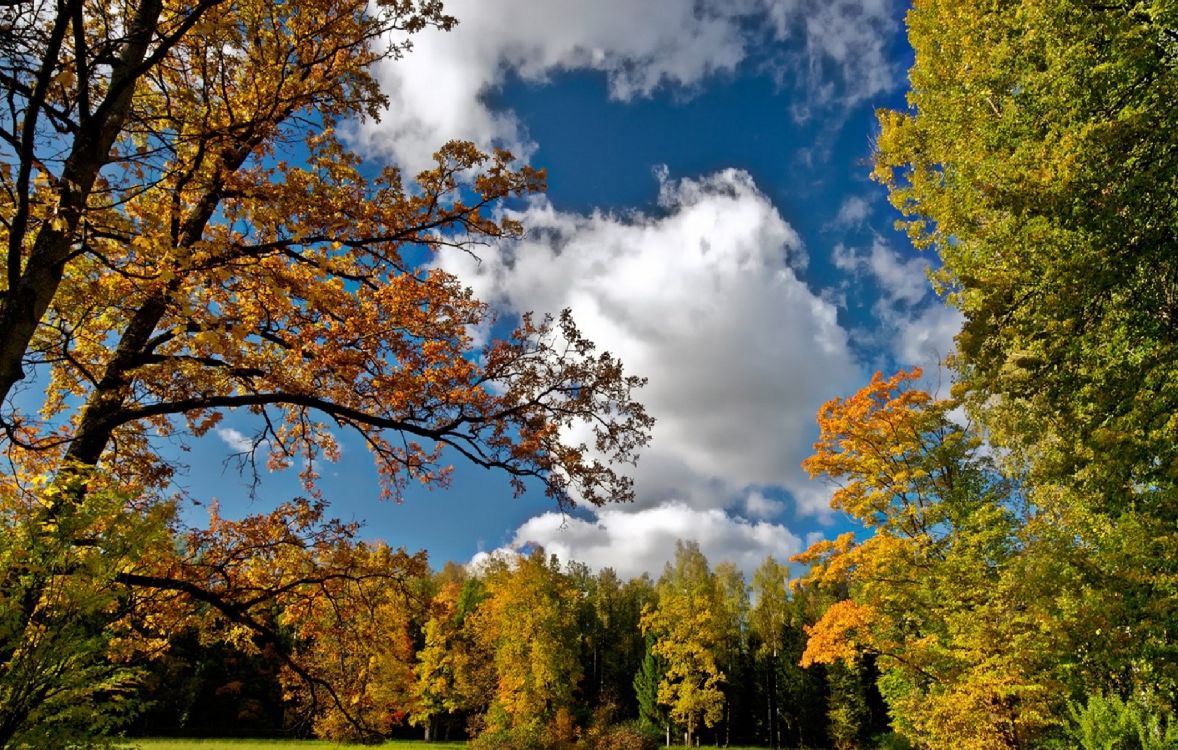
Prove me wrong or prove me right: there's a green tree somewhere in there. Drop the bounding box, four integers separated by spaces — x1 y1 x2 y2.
713 561 750 746
616 574 658 715
824 661 871 750
0 485 170 747
874 0 1178 715
749 556 789 748
641 541 726 747
1064 693 1178 750
875 0 1177 508
634 634 671 744
569 564 652 724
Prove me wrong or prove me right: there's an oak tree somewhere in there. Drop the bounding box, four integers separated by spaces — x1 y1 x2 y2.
0 0 651 741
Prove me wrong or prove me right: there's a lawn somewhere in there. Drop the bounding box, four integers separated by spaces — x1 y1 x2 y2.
122 741 467 750
121 741 776 750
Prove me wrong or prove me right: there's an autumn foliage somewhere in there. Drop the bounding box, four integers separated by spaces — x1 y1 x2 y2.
2 0 1176 746
0 0 650 743
794 370 1063 749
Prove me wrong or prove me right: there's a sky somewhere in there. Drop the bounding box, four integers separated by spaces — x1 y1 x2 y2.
190 0 963 581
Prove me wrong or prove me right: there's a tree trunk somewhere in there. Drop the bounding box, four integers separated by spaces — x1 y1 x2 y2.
0 0 167 405
768 650 778 749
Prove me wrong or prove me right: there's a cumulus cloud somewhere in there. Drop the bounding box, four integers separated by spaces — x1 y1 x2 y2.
359 0 900 171
892 303 964 386
434 172 965 576
506 502 804 580
438 169 860 519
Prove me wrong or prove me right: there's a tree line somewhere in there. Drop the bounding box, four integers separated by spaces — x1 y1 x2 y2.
125 540 891 749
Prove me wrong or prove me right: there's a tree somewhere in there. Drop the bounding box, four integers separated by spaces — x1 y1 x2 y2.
468 549 582 743
712 561 750 746
0 485 168 747
411 572 493 741
634 633 670 744
278 542 428 740
411 579 463 740
874 0 1177 511
873 0 1178 724
0 0 651 739
115 498 435 742
641 541 726 747
749 556 788 749
589 569 655 722
794 370 1065 749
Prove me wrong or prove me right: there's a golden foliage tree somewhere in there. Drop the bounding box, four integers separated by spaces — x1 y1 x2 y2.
0 0 651 741
410 574 494 741
641 540 726 747
468 549 583 742
794 370 1069 749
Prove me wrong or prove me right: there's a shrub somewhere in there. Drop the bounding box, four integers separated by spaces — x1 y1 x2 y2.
1062 693 1178 750
581 721 658 750
871 730 916 750
469 723 548 750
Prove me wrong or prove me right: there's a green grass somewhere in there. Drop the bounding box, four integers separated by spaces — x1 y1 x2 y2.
122 741 467 750
119 739 777 744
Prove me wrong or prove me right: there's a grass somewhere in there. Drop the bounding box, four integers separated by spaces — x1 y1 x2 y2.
121 741 777 750
122 741 467 749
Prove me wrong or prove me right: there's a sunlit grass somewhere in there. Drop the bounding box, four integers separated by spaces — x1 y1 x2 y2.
122 740 467 750
121 740 779 749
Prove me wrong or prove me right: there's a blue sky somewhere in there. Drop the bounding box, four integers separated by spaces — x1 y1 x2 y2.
192 0 963 580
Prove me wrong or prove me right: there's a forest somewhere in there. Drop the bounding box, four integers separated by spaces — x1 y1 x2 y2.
125 541 883 749
0 0 1175 748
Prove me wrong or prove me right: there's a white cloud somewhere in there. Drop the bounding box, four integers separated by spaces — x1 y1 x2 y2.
438 169 860 519
832 195 872 229
743 489 786 519
892 303 964 394
868 242 931 306
216 427 258 454
833 237 931 306
766 0 899 118
506 501 803 580
829 237 963 395
831 241 859 273
358 0 899 171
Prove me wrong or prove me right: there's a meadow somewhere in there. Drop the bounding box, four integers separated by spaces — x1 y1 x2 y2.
122 741 467 750
121 741 776 750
